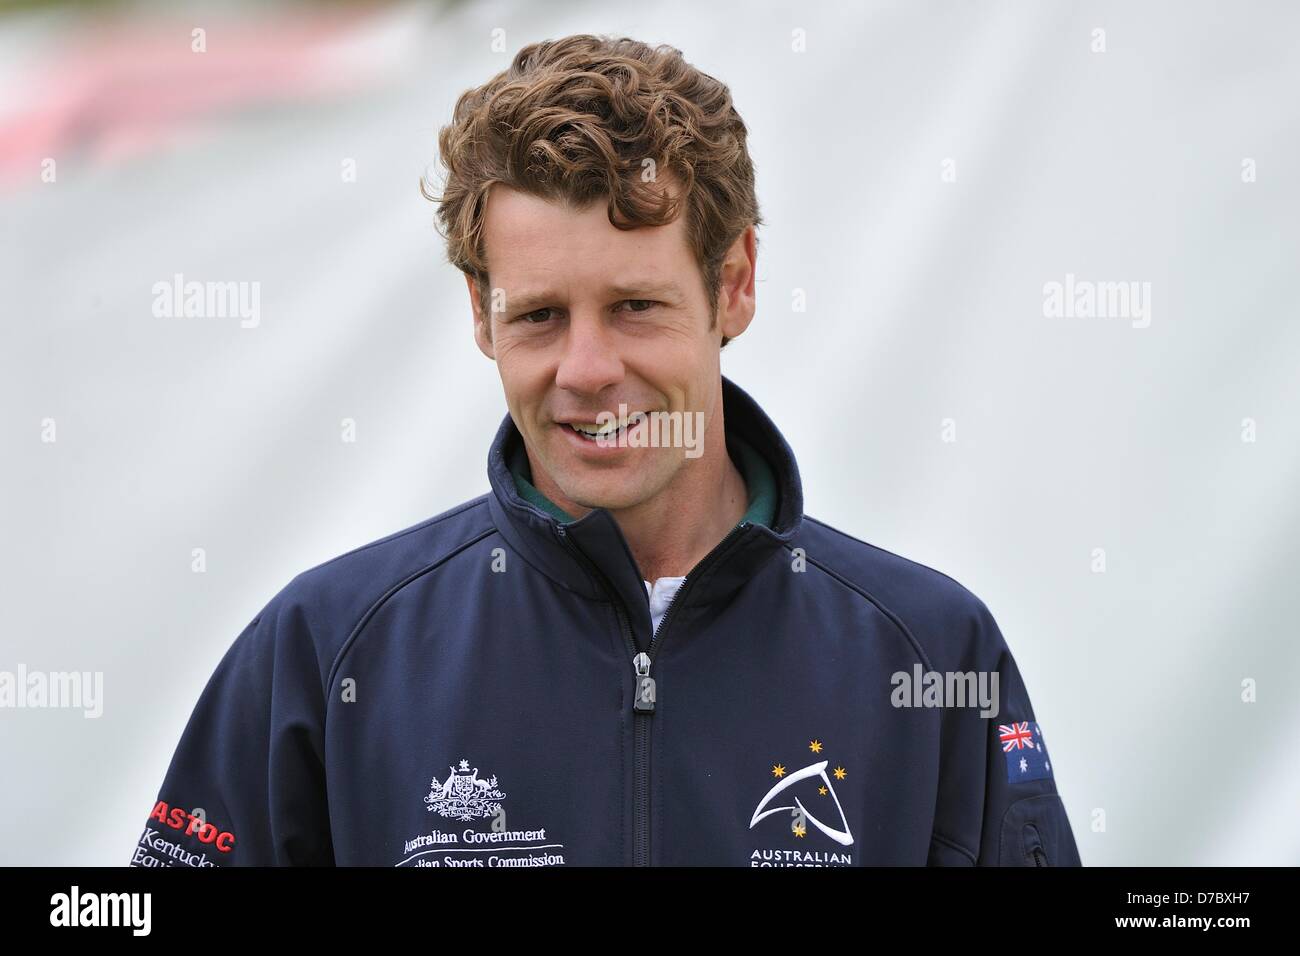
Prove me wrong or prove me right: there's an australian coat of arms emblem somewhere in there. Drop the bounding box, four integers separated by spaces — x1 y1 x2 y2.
425 758 507 821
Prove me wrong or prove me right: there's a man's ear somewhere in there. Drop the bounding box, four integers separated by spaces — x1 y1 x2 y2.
717 225 757 344
466 273 495 360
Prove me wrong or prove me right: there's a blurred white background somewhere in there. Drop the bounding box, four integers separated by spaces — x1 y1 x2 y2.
1 0 1297 866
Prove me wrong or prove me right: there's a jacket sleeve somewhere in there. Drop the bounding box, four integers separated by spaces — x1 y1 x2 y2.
975 640 1081 866
927 598 1083 866
128 584 334 866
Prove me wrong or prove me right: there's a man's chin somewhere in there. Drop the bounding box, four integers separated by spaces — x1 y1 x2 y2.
556 487 644 514
548 471 656 515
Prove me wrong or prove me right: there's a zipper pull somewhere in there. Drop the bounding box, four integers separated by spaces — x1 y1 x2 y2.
632 652 656 713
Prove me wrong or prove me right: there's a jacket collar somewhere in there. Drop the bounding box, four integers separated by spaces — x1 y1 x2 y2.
485 375 804 646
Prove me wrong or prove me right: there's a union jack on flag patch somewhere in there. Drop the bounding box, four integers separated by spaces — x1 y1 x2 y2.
997 720 1054 783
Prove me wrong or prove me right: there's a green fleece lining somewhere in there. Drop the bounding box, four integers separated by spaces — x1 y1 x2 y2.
509 429 778 529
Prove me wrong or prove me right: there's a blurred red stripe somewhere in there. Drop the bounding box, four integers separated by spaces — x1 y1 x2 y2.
0 3 396 188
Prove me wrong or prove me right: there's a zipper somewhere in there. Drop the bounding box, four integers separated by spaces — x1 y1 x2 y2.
555 519 752 866
646 520 749 667
1024 823 1048 866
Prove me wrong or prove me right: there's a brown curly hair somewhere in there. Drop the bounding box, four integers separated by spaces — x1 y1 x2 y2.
423 34 762 348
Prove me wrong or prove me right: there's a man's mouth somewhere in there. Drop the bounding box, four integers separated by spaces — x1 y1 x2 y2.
561 414 644 443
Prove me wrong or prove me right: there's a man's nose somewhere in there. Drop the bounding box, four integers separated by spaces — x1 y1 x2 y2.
554 312 624 396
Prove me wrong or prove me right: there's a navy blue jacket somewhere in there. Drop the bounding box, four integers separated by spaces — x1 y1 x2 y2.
131 376 1081 867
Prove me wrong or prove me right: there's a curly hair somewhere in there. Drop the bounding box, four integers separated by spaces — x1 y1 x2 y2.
423 34 762 348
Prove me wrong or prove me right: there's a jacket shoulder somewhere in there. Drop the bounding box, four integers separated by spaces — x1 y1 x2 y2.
796 514 1008 671
288 494 494 593
246 495 497 684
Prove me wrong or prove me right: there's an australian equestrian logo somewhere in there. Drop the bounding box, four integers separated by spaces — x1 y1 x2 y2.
747 738 854 866
425 758 507 821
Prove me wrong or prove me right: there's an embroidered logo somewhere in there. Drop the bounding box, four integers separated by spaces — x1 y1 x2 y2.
425 758 507 821
747 738 854 865
998 720 1055 783
398 756 566 867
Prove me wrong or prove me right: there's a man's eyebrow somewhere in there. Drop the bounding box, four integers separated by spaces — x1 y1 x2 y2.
606 282 684 300
503 283 684 314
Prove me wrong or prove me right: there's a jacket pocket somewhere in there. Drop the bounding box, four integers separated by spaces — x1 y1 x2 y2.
997 793 1081 866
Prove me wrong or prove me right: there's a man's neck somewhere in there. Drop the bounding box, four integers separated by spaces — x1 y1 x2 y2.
528 408 748 582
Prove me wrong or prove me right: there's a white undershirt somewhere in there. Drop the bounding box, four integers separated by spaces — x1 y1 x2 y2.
643 576 687 635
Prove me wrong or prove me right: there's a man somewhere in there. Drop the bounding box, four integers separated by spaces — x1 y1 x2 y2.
131 34 1080 867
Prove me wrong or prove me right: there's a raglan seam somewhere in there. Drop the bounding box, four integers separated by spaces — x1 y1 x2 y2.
802 514 987 607
294 495 490 581
796 549 936 672
797 517 1004 684
324 524 498 691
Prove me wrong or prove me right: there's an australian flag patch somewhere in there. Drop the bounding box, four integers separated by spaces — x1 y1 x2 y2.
998 721 1054 784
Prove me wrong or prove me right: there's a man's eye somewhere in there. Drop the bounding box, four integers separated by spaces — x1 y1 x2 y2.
519 308 554 323
620 299 657 313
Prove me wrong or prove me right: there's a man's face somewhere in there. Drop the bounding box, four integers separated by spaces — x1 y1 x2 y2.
469 183 745 514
